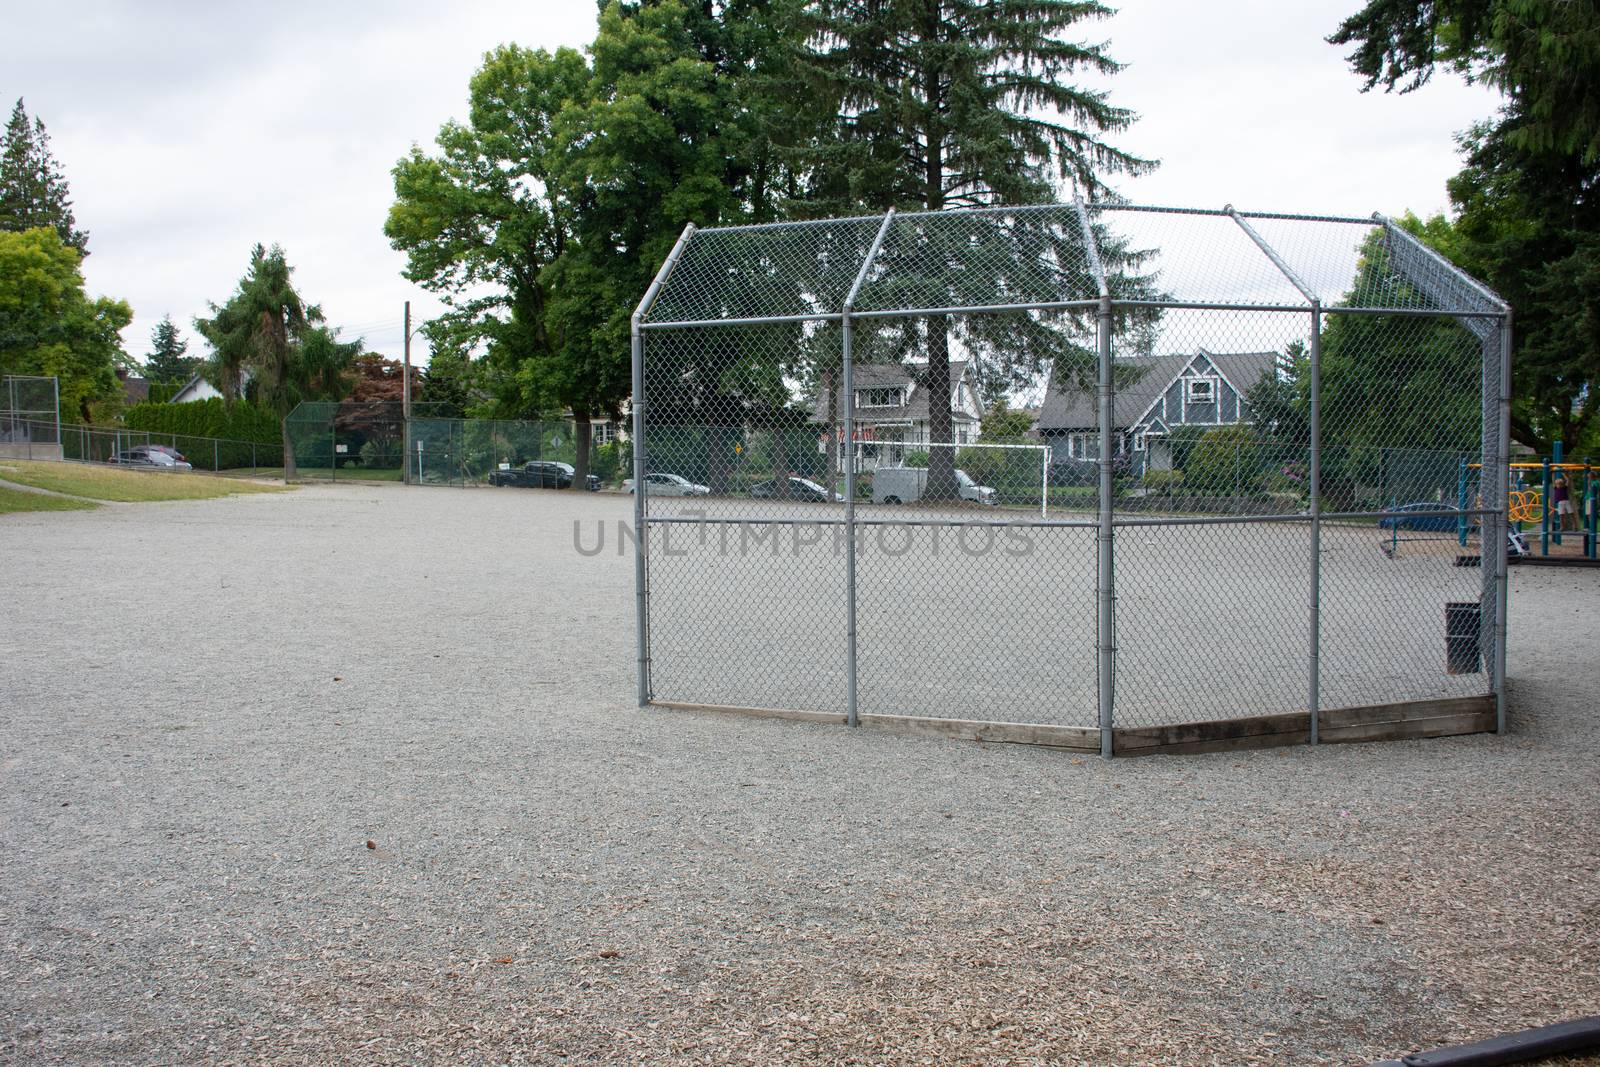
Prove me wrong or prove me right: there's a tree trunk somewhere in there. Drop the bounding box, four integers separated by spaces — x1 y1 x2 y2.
282 421 296 482
822 369 838 499
773 416 792 495
572 410 592 490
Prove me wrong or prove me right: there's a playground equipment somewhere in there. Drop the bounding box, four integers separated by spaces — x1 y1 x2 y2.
1462 442 1598 561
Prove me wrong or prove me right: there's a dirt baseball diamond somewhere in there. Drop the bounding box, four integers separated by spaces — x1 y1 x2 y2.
1 483 1595 1065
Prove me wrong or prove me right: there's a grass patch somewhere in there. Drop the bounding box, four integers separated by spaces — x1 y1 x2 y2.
286 467 406 482
0 461 288 503
0 484 100 514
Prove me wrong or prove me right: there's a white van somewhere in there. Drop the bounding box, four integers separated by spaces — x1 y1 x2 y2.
871 466 996 506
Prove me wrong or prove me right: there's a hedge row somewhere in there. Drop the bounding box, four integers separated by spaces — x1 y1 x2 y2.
120 399 283 470
123 398 281 443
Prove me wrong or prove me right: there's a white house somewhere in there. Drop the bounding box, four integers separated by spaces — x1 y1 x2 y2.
169 371 239 404
812 360 984 470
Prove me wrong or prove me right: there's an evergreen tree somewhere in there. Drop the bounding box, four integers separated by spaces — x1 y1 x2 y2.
194 243 324 413
0 99 89 254
144 314 198 381
797 0 1152 493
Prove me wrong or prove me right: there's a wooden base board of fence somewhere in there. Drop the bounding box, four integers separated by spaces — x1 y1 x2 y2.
1115 696 1496 757
648 695 1497 757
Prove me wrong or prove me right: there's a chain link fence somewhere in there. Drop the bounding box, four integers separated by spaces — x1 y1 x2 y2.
283 402 629 488
1 375 61 460
631 202 1510 756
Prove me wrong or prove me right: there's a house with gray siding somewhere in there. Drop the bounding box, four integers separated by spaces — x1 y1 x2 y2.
1034 349 1277 476
812 361 983 470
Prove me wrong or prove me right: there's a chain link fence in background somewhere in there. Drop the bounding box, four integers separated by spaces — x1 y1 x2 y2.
3 417 283 474
631 202 1510 756
283 401 628 488
1 375 61 460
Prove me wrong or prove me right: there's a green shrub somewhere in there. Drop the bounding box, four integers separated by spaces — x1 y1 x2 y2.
1141 469 1184 492
905 449 930 468
1178 425 1259 496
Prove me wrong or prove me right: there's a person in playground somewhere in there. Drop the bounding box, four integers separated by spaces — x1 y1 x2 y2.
1552 474 1574 531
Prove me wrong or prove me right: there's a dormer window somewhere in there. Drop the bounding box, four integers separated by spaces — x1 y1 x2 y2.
1186 377 1217 403
858 387 903 408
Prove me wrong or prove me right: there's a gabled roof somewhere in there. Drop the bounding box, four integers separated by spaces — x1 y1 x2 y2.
1035 350 1278 431
811 360 975 424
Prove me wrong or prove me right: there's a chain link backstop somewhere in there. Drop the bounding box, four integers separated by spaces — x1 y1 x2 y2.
632 202 1509 756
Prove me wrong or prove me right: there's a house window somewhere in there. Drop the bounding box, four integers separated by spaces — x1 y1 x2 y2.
1186 377 1217 403
594 422 616 446
1132 433 1145 452
858 388 902 408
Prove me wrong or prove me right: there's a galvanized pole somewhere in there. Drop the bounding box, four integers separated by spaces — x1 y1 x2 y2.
403 300 412 486
1493 314 1513 732
630 223 697 708
1308 302 1323 744
1074 194 1114 759
842 316 859 726
839 211 896 727
51 375 60 457
1096 293 1115 759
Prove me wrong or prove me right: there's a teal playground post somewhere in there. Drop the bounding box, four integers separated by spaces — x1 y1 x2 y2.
1541 456 1552 555
1552 441 1565 549
1457 457 1470 548
1586 463 1598 560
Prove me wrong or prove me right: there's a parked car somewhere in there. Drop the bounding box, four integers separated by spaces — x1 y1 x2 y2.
139 444 189 464
109 448 193 471
548 461 602 491
489 461 570 488
871 466 996 506
623 472 710 496
749 476 843 503
1377 502 1462 532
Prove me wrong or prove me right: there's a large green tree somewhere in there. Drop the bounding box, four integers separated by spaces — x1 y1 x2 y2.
385 43 589 451
1330 0 1600 453
389 1 802 487
545 0 806 486
0 100 88 254
797 0 1152 493
0 227 128 421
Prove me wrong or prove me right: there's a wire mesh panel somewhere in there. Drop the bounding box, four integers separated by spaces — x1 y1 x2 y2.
854 521 1098 726
634 200 1509 753
0 375 60 459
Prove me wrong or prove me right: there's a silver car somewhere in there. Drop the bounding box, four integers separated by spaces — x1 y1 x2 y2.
624 472 710 496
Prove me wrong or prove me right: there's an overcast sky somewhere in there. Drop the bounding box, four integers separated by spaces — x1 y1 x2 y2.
3 0 1501 370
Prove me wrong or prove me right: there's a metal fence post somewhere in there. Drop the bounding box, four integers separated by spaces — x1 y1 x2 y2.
842 315 859 727
840 210 896 729
1308 301 1323 744
1493 314 1513 732
630 222 697 708
1074 194 1114 759
1096 293 1115 759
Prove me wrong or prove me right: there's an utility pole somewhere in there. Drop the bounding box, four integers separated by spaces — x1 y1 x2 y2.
403 300 412 484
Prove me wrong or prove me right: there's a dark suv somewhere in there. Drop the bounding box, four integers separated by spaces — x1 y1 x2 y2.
489 461 572 488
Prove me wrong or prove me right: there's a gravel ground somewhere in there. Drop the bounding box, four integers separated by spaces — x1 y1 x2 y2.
1 482 1596 1066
